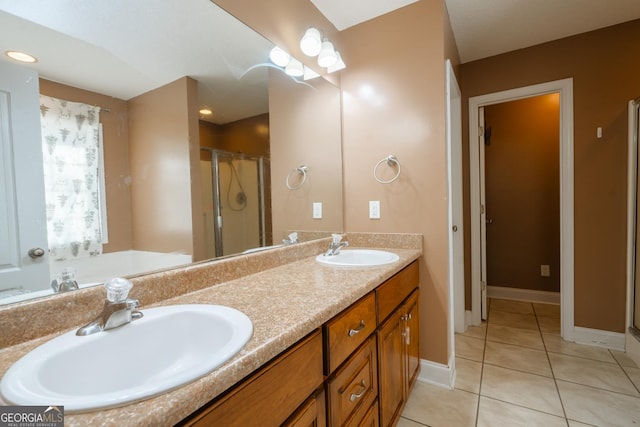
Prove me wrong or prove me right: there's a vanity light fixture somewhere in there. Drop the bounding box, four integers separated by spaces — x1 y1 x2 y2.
269 46 290 67
5 50 37 63
300 27 322 57
327 52 346 73
303 66 320 81
285 57 304 77
317 40 338 68
199 107 213 116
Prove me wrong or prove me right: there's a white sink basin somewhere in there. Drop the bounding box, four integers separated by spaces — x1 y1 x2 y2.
316 249 400 267
0 304 252 412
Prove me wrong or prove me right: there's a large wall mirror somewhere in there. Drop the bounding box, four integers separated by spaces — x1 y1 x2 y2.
0 0 343 305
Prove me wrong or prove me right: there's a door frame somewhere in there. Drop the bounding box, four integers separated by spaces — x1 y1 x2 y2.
446 60 465 338
468 78 575 341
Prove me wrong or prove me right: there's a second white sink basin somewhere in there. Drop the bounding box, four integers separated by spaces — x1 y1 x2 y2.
316 249 400 267
0 304 253 412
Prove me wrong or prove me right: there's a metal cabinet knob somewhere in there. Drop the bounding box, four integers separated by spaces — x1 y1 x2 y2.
28 248 45 259
452 225 458 232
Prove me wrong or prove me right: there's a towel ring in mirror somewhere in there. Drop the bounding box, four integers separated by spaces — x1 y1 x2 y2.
286 165 308 190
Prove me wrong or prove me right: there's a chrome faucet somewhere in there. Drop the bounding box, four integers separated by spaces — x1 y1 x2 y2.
283 232 299 245
324 234 349 256
76 278 143 336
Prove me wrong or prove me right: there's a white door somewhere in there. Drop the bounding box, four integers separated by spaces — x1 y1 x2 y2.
478 107 488 320
0 61 49 292
446 60 465 334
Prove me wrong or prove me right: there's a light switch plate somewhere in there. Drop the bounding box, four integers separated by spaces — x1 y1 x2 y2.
313 202 322 219
369 200 381 219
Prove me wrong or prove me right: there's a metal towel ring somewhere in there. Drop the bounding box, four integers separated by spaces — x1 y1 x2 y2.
286 165 308 190
373 155 401 184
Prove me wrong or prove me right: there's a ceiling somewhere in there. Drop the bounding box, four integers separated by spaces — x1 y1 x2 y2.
0 0 273 124
3 0 640 123
311 0 640 63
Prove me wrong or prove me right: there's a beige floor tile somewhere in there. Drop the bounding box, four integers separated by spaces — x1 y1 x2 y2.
454 357 482 394
548 352 639 396
487 323 544 350
557 380 640 426
611 349 640 368
480 364 564 416
477 396 567 427
455 334 485 362
537 316 560 333
397 417 427 427
542 333 616 363
484 340 552 377
489 310 539 330
533 302 560 319
489 298 534 315
622 365 640 391
461 322 487 340
567 422 594 427
402 381 478 427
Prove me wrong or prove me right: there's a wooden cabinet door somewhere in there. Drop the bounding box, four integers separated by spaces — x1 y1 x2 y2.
376 308 405 427
284 388 326 427
405 290 420 391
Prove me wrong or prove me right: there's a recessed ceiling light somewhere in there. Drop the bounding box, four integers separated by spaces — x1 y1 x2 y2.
5 50 38 63
199 107 213 116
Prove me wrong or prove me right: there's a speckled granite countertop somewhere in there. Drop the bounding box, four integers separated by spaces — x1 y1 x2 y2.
0 233 422 426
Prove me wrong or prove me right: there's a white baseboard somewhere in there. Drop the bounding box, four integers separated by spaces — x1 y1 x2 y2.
574 326 625 351
465 310 474 328
626 330 640 366
487 285 560 304
417 357 454 390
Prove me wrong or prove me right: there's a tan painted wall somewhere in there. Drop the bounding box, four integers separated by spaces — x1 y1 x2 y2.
38 79 133 254
128 77 200 257
484 94 560 292
268 69 343 241
213 0 456 364
461 19 640 332
339 0 451 364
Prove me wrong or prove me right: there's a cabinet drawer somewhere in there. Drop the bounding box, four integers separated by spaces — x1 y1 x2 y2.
376 261 418 324
182 330 323 427
327 336 378 427
325 293 376 374
350 399 379 427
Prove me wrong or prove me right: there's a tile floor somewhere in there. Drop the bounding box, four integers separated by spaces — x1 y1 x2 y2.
398 298 640 426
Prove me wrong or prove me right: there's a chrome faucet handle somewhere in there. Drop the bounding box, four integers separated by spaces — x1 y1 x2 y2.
104 277 133 303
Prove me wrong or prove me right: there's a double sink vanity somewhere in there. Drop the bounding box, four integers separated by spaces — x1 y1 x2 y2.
0 233 422 426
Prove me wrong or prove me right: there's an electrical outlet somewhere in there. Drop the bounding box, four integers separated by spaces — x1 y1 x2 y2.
369 200 381 219
312 202 322 219
541 265 550 277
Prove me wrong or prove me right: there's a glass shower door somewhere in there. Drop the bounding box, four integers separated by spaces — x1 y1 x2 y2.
201 148 265 257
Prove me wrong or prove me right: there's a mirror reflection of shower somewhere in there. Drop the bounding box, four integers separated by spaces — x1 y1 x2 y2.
200 148 268 258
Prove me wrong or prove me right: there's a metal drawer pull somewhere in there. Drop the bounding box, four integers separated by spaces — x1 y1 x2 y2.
349 380 367 402
348 320 366 337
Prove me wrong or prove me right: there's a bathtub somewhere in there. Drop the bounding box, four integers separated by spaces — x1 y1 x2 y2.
1 250 192 305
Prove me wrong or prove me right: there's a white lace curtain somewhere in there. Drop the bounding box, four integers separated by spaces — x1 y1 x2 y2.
40 95 103 260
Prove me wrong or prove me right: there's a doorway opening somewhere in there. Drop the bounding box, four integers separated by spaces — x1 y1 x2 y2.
468 78 575 341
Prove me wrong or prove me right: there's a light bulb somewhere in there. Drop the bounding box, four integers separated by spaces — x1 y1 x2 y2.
300 27 322 57
285 58 304 77
269 46 290 67
317 40 338 68
327 52 346 73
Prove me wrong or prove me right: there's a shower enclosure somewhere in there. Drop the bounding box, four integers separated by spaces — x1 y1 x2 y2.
200 148 267 258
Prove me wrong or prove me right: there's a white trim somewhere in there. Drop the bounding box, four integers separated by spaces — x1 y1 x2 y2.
626 330 640 367
487 286 560 304
573 326 625 351
626 100 637 331
465 310 474 330
469 78 575 343
417 357 454 390
446 59 465 339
